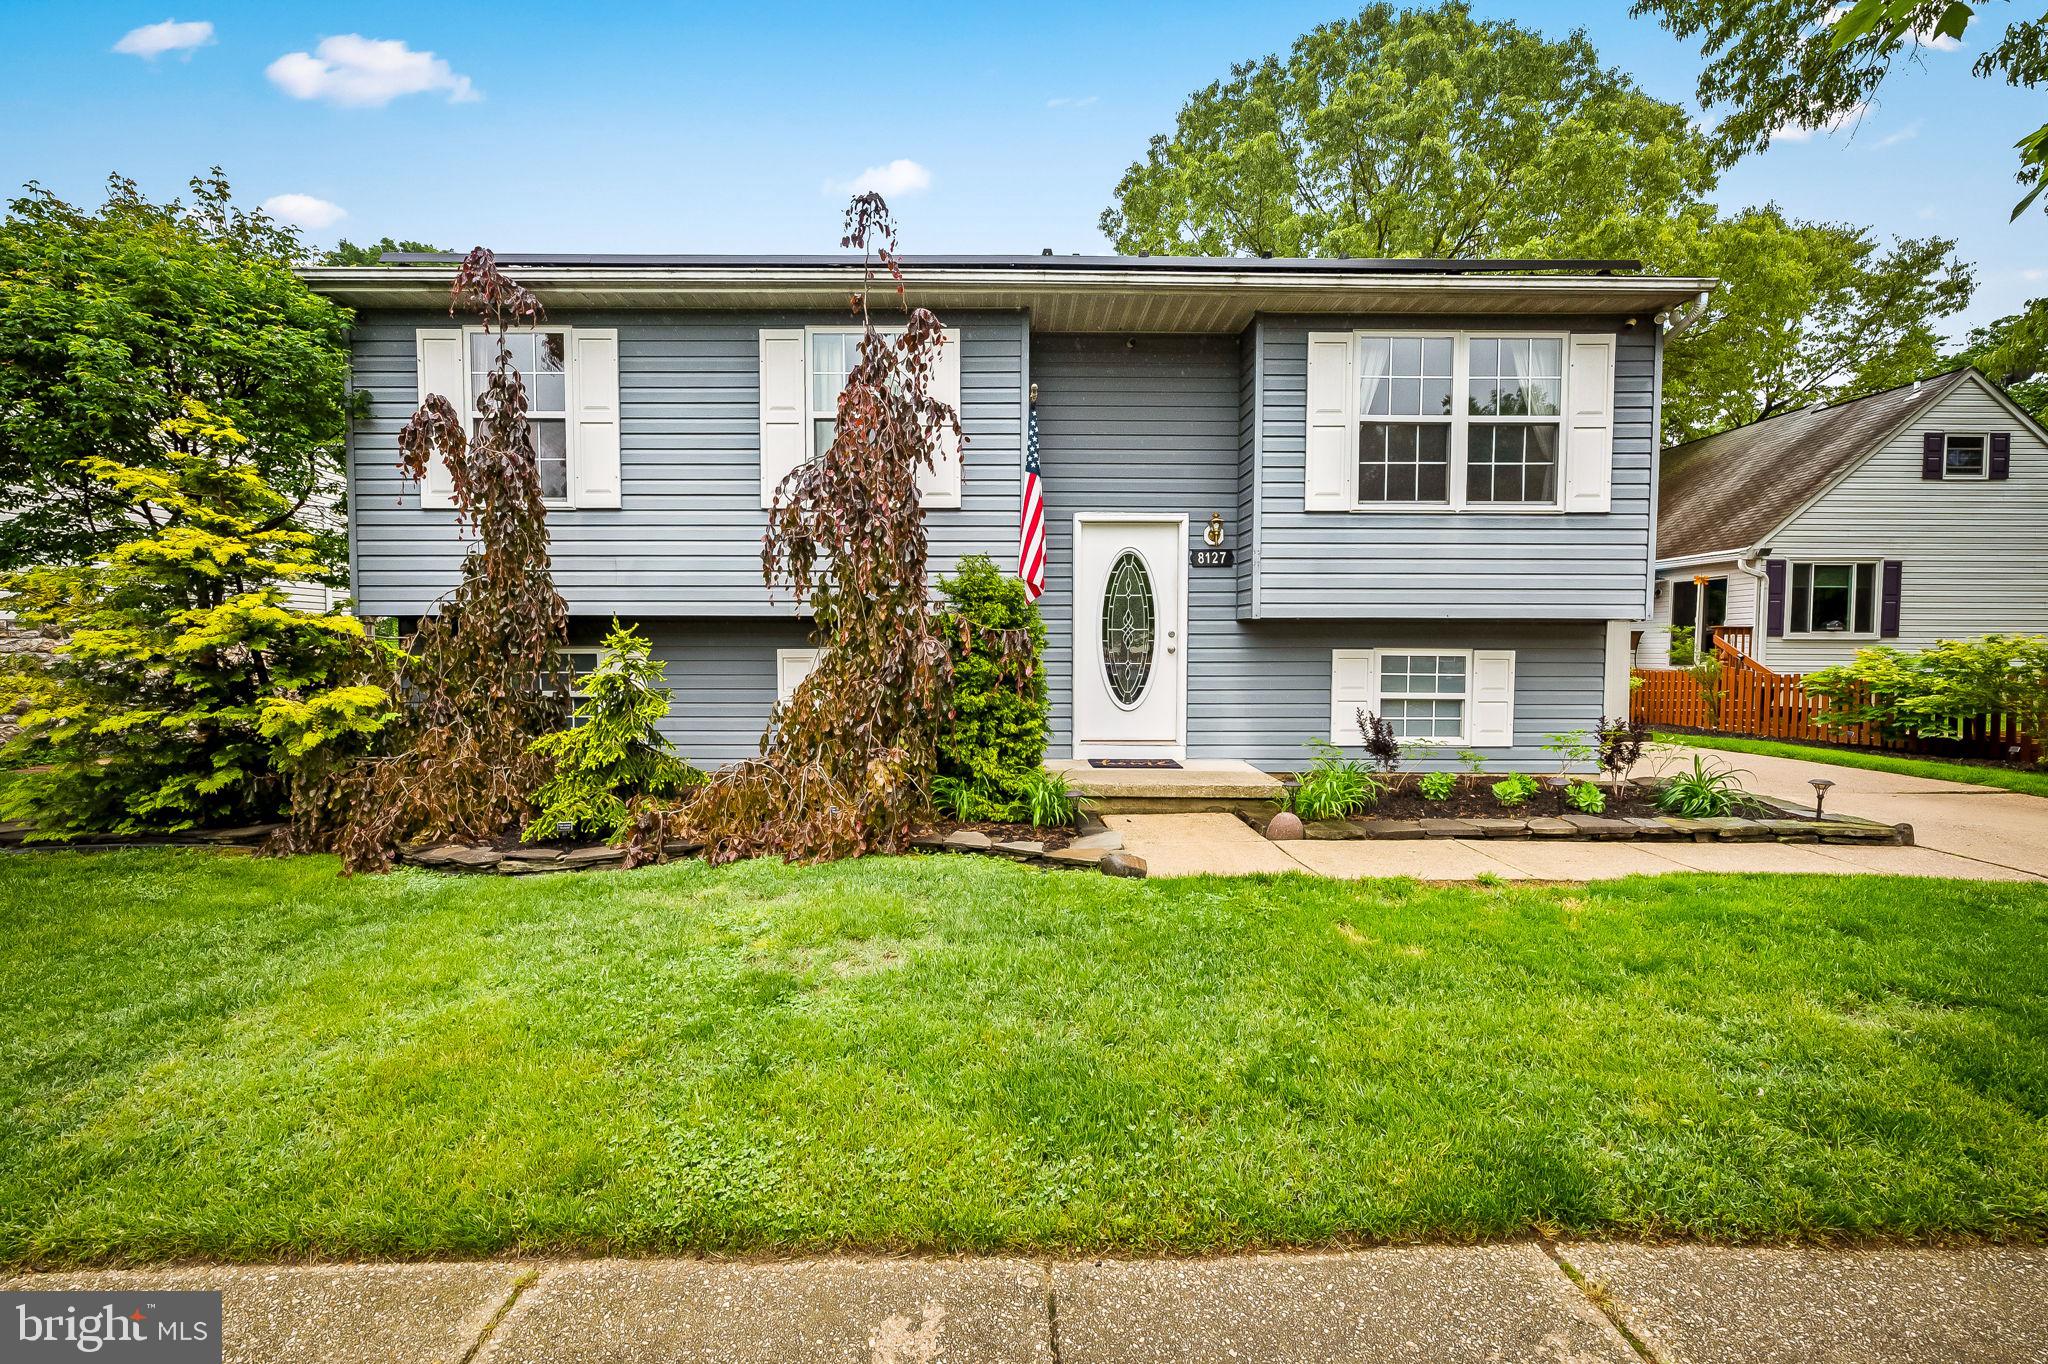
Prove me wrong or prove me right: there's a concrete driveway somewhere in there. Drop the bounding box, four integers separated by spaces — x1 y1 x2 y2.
1653 744 2048 878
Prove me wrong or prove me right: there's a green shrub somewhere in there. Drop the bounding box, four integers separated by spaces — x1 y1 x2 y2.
1417 770 1458 801
936 554 1050 802
1668 625 1697 665
1806 634 2048 745
1013 767 1078 829
1491 772 1541 807
1291 738 1385 819
1655 755 1757 818
1566 780 1607 814
523 621 700 842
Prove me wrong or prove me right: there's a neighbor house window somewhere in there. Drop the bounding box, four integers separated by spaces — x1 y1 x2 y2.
469 330 569 501
1943 434 1987 479
1672 577 1729 632
1357 335 1454 503
1377 651 1469 741
1352 332 1566 509
1789 562 1877 635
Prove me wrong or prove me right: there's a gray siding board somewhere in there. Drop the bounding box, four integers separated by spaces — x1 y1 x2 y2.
1253 315 1657 619
347 308 1026 617
1033 334 1605 770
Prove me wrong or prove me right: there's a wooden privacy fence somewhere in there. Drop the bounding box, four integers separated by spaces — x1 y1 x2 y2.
1631 666 2040 761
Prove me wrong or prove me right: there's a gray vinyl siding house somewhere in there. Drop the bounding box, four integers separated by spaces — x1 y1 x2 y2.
307 255 1711 772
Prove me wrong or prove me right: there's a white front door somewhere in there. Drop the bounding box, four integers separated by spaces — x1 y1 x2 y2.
1073 515 1186 757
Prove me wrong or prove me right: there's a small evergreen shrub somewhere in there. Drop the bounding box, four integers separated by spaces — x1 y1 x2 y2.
524 621 700 841
1417 770 1458 801
936 553 1050 804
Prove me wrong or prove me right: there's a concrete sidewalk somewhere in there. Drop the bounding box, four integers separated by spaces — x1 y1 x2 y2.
1106 811 2043 881
10 1245 2046 1362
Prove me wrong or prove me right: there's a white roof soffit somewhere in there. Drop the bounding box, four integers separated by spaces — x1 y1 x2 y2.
298 260 1718 334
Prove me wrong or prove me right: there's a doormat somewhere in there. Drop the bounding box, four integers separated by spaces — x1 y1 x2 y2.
1088 758 1182 769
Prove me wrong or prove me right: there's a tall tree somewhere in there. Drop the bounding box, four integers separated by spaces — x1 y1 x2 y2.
1956 299 2048 420
322 236 444 265
1659 206 1974 441
0 171 353 570
1100 2 1721 260
1635 0 2048 219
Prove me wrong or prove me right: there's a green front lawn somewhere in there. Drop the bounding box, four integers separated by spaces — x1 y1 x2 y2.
4 851 2046 1265
1658 732 2048 798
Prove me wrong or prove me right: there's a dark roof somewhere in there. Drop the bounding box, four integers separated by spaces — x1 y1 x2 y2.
1658 368 1974 561
375 250 1645 275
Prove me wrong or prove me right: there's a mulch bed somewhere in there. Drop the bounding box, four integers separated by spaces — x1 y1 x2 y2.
910 818 1075 852
1349 777 1673 822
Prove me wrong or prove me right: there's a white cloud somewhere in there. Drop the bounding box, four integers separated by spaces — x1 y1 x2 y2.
113 19 214 59
1047 95 1099 109
823 158 932 198
1918 29 1962 51
261 193 346 230
1772 101 1869 142
2023 268 2048 283
266 34 479 107
1918 205 1939 220
1874 120 1922 149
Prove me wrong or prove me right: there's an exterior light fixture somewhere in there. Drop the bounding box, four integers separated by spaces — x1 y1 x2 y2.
1808 779 1835 818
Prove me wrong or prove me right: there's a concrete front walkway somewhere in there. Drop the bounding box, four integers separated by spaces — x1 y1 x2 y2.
1106 811 2042 881
10 1245 2045 1362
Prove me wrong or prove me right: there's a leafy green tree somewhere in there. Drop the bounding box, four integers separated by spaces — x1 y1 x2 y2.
321 236 444 265
524 621 700 842
1807 634 2048 748
1634 0 2048 218
1956 300 2048 420
0 402 393 838
1100 2 1721 260
1657 206 1973 440
933 553 1050 818
0 170 353 570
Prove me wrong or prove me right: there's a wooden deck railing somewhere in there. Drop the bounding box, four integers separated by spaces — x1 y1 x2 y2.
1632 665 2040 761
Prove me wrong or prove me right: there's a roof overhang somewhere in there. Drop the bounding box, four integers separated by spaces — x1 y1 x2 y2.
297 256 1717 334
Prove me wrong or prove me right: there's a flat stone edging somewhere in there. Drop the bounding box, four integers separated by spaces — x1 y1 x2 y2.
1249 803 1910 847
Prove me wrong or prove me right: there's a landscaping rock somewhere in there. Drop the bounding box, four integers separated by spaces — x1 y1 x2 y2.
910 833 951 851
406 844 467 868
1894 822 1916 846
1526 817 1576 837
200 823 286 845
559 846 626 868
1715 821 1776 841
1419 818 1480 838
500 846 565 863
943 829 993 852
496 859 554 875
1622 817 1680 839
441 846 505 870
1043 845 1111 868
1076 811 1109 838
1467 818 1531 838
1562 813 1636 839
1265 812 1305 841
994 839 1046 859
1100 851 1148 878
1304 818 1358 840
1068 830 1124 852
1354 818 1425 840
662 838 704 858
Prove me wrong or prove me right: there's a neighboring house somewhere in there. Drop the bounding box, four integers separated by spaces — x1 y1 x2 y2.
302 254 1711 772
1637 367 2048 673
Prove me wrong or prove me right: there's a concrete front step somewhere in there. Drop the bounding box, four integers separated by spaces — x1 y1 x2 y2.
1047 759 1285 814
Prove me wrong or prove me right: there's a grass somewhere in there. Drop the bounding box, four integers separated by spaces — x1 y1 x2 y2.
3 850 2047 1266
1658 732 2048 799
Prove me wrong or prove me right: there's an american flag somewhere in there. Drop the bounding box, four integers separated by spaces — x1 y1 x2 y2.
1018 398 1046 600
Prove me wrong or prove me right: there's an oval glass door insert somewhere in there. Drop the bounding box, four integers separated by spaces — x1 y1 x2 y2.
1100 549 1157 707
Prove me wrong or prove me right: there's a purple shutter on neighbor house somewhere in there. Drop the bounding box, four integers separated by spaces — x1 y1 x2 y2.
1921 431 1945 479
1765 559 1787 638
1991 432 2011 481
1881 560 1903 637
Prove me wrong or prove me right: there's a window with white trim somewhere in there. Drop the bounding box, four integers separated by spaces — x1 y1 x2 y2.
808 331 869 463
1353 331 1566 508
1377 651 1470 741
1942 433 1988 479
1788 561 1878 636
554 647 601 701
468 329 569 502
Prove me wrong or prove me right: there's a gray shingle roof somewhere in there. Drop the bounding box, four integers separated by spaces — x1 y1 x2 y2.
1658 369 1973 561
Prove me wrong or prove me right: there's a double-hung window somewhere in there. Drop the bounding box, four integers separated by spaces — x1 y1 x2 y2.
1942 433 1988 479
469 329 570 502
1789 561 1878 635
1352 332 1566 509
1377 651 1470 742
808 330 868 462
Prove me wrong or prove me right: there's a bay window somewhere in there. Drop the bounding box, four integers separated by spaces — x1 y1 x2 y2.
1353 332 1568 509
1789 561 1877 635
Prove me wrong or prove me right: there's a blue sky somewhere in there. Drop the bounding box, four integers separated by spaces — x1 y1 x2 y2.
3 1 2041 337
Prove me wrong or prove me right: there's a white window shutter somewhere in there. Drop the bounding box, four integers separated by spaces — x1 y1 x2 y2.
414 329 464 509
569 329 621 508
1564 334 1615 513
1330 648 1377 744
776 648 820 703
1471 649 1517 747
918 326 963 509
1304 333 1355 511
759 328 806 509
